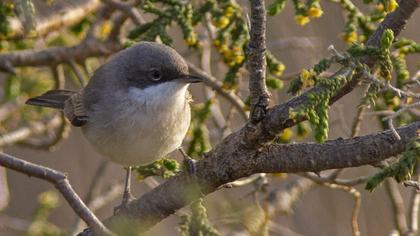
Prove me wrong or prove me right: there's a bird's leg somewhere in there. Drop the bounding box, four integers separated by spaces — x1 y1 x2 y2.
178 147 197 175
122 166 134 204
114 166 135 214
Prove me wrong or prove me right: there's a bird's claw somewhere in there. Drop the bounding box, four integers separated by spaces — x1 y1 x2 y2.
114 191 135 214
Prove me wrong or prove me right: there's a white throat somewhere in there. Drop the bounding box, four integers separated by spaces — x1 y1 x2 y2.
128 81 189 108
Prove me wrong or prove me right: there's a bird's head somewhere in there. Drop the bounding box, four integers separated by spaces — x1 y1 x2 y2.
110 42 203 91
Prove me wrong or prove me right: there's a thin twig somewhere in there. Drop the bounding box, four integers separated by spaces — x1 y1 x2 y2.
68 60 87 87
224 173 267 188
383 101 420 140
301 172 368 186
200 33 228 131
0 152 113 235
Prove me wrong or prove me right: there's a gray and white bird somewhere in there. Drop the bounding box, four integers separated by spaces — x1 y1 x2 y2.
26 42 202 206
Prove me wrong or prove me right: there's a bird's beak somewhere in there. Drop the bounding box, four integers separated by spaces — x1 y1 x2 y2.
177 74 203 83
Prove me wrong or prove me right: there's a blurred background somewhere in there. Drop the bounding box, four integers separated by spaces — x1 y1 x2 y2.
0 0 419 235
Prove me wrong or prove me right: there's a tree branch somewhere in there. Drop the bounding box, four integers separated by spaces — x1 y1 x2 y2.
8 0 101 39
0 152 113 236
82 122 420 235
247 0 270 123
0 40 122 72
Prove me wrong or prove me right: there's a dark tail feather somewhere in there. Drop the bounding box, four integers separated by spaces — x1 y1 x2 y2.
26 90 76 110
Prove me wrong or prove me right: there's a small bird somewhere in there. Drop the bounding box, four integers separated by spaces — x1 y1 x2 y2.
26 42 202 207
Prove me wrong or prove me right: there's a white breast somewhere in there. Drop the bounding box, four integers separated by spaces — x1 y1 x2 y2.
82 81 191 166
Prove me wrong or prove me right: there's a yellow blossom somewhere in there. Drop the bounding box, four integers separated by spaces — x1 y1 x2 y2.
385 0 398 13
185 34 197 46
406 96 413 104
342 31 358 44
279 128 294 142
300 68 311 81
232 46 241 52
272 63 285 76
308 7 323 18
234 54 245 64
38 191 59 208
212 16 230 28
213 39 222 47
375 4 384 12
390 96 400 107
227 59 236 67
358 34 367 43
295 15 310 26
224 5 235 17
99 21 112 39
219 44 229 54
300 69 315 87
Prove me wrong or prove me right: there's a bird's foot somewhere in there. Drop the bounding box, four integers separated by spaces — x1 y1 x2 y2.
178 147 197 176
114 166 134 214
113 189 135 214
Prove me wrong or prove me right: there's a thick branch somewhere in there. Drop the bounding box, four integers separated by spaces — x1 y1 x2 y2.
247 0 269 123
91 122 420 234
0 152 113 235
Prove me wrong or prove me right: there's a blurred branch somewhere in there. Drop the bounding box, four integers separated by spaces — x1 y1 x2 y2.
265 177 315 215
408 174 420 235
72 183 123 234
102 0 144 25
385 179 408 234
0 214 31 232
247 0 269 123
188 63 248 120
0 96 26 122
300 172 368 186
8 0 101 39
71 160 110 233
268 221 304 236
18 114 71 151
0 152 113 235
321 183 361 236
200 35 229 131
68 60 87 87
0 115 61 147
0 39 122 72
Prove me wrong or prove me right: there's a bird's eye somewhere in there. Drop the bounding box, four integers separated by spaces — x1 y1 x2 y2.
150 69 161 81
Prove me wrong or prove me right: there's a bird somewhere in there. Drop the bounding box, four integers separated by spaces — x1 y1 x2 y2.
26 42 203 208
